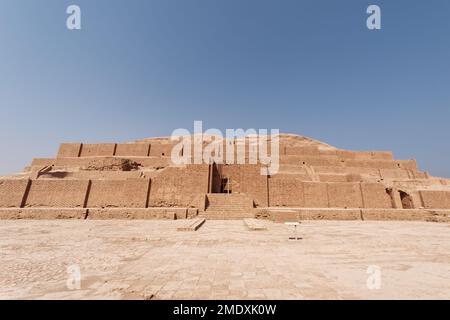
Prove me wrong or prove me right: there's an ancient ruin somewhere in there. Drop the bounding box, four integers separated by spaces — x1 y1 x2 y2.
1 134 450 222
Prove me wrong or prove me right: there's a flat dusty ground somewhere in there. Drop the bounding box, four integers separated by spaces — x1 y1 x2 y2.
0 220 449 299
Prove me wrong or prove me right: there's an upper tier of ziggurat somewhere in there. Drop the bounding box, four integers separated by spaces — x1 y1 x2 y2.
1 134 450 222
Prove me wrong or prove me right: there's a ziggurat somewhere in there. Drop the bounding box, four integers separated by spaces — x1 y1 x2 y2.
1 134 450 222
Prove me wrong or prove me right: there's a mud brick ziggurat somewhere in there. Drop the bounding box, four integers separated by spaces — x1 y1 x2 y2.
1 134 450 222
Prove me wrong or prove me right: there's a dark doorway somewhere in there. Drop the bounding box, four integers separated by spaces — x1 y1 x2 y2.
399 191 414 209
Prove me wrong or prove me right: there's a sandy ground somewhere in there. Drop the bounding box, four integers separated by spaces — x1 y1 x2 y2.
0 219 449 300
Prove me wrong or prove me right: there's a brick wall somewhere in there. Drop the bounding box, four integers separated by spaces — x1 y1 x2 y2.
149 165 209 206
420 190 450 209
80 144 116 157
57 143 82 158
0 179 30 207
303 182 328 207
268 176 303 207
328 182 363 208
115 143 150 157
360 183 392 208
86 179 150 208
149 144 175 157
25 180 89 208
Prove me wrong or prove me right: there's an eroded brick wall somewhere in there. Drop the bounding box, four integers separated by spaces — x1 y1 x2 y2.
80 144 116 157
149 165 209 207
268 176 303 207
149 144 175 157
115 143 150 157
420 190 450 209
57 143 82 158
0 179 30 207
86 179 150 208
266 180 393 209
25 180 89 208
361 183 392 208
304 182 328 207
328 183 363 208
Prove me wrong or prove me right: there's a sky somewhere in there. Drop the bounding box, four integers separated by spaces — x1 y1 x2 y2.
0 0 449 177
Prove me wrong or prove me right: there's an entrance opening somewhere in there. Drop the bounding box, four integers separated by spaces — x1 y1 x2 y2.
221 178 232 194
399 190 414 209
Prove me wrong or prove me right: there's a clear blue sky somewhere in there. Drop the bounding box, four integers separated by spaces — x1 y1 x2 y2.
1 0 449 177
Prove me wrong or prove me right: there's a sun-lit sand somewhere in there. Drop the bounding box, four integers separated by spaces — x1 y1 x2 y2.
1 220 449 300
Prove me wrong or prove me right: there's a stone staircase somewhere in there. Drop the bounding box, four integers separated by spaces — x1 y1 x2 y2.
198 193 255 220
